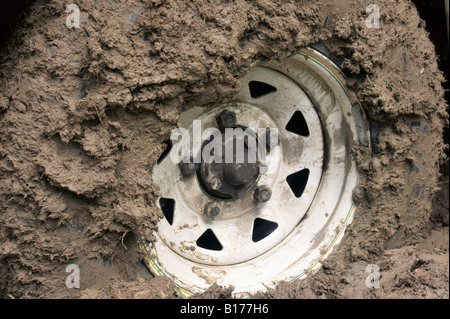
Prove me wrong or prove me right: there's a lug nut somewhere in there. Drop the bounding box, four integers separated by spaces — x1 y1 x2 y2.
179 156 197 175
254 186 272 203
204 203 220 219
216 110 237 128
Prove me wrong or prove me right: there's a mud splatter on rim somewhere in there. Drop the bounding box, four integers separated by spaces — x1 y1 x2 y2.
140 47 371 298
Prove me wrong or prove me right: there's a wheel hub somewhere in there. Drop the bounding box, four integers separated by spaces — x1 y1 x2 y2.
197 127 263 201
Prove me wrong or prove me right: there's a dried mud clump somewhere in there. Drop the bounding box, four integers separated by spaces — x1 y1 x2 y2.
0 0 447 298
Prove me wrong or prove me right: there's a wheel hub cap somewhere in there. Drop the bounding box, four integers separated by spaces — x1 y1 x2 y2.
198 128 262 200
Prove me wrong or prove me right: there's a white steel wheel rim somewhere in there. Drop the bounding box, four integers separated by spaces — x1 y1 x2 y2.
141 48 370 298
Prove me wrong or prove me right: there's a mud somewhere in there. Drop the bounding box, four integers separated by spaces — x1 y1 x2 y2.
0 0 448 298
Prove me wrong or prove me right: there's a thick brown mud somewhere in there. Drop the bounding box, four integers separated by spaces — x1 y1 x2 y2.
0 0 447 298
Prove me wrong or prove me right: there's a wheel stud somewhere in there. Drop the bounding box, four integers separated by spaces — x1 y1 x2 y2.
254 186 272 203
216 110 237 128
204 203 220 219
179 156 197 176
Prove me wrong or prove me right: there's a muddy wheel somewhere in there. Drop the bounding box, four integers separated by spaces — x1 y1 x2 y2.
140 48 370 297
